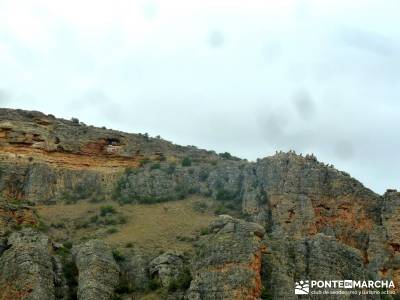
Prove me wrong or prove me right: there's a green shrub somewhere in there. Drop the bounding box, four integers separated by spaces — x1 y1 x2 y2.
168 268 192 292
64 241 73 249
125 242 134 248
199 227 211 235
216 188 240 202
55 246 70 257
150 163 161 170
112 250 126 262
219 152 240 160
62 259 78 299
136 195 161 204
165 163 177 175
149 277 161 291
100 205 116 216
106 227 118 234
181 157 192 167
168 280 179 292
219 152 233 159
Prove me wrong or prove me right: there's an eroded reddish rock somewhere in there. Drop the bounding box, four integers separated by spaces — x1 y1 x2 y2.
188 215 266 300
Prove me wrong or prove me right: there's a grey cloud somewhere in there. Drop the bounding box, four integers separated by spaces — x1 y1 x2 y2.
261 110 289 141
208 30 225 48
339 28 397 56
293 90 315 121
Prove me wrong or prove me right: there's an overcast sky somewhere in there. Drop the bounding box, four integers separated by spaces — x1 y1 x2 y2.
0 0 399 194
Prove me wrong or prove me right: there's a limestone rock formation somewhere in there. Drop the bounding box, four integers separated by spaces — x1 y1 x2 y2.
381 190 400 293
188 215 266 300
0 201 37 236
72 240 119 300
119 253 151 292
149 251 186 288
263 232 378 299
0 229 56 300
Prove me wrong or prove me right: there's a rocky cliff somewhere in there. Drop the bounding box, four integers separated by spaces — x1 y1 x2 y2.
0 108 398 299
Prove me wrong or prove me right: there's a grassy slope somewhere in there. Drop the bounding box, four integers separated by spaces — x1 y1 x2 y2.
36 196 216 254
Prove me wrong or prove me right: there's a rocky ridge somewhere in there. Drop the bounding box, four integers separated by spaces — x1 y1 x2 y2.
0 108 399 299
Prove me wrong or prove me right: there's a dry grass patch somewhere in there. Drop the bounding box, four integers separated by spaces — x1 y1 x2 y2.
36 196 215 254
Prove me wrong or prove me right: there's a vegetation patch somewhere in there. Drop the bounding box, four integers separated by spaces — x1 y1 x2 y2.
218 152 241 161
150 163 161 170
36 197 216 254
165 163 177 175
216 188 241 202
112 249 126 262
181 157 192 167
167 268 192 292
100 205 116 216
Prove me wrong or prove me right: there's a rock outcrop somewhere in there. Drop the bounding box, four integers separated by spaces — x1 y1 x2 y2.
0 229 56 300
150 251 186 288
72 240 119 300
188 215 266 300
0 201 37 236
263 231 378 299
119 253 151 292
381 190 400 293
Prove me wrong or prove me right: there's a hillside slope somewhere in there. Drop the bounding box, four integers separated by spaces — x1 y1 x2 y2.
0 108 399 300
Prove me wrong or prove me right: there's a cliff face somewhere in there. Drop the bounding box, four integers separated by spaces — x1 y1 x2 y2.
0 108 398 299
188 215 266 300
